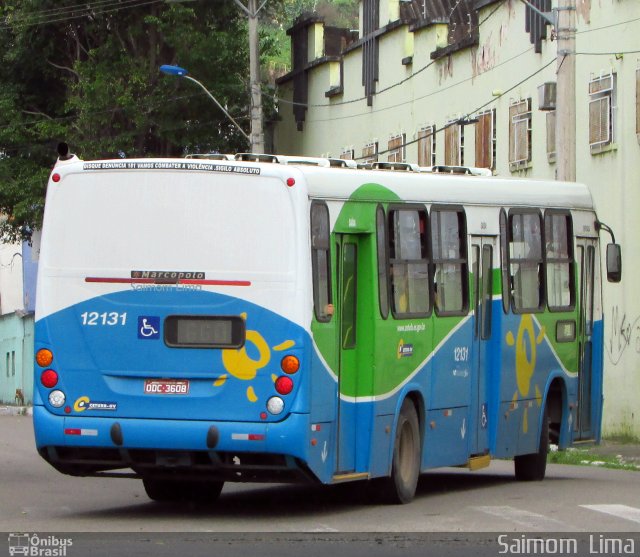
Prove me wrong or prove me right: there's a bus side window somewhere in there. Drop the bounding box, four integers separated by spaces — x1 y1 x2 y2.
388 207 430 317
545 211 575 311
509 210 544 313
311 202 333 322
431 207 468 316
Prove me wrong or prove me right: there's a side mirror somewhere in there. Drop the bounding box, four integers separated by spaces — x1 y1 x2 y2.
606 243 622 283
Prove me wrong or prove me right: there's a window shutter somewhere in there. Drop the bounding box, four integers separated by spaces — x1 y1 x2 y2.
475 112 492 169
589 96 610 148
445 123 460 166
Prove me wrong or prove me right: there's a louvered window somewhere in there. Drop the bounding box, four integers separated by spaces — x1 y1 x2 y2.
387 134 406 163
444 121 462 166
417 126 435 167
362 142 378 163
636 68 640 137
475 110 495 170
589 73 615 153
546 111 556 163
509 99 532 170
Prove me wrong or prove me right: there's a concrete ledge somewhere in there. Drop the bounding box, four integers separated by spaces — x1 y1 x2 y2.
0 405 32 416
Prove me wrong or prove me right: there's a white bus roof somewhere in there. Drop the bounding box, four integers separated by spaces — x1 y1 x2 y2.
51 157 595 211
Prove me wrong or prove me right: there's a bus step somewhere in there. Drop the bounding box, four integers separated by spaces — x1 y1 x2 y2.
467 454 491 471
332 472 370 483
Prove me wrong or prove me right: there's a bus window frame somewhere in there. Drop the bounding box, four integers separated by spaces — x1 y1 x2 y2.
387 204 432 319
500 209 510 314
430 204 469 317
544 209 576 312
376 204 390 319
507 208 546 314
310 201 333 323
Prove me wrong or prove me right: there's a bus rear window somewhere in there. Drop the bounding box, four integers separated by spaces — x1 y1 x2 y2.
164 316 245 348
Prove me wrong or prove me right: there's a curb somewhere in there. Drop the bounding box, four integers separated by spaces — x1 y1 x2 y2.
0 405 33 416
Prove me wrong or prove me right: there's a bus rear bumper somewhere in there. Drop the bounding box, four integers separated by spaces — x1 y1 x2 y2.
33 405 320 483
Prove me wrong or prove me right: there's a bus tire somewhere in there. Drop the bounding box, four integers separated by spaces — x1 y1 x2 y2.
142 477 224 503
514 408 549 481
379 399 421 504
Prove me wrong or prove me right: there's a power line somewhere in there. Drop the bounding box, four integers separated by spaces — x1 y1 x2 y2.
574 15 640 35
352 57 557 161
3 0 142 20
0 0 162 30
301 45 537 123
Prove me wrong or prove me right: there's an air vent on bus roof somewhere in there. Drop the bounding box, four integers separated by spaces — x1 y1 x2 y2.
371 162 420 172
185 153 234 160
430 165 492 176
235 153 279 163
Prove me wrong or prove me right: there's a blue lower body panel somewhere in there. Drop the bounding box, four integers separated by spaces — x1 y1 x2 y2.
34 405 318 483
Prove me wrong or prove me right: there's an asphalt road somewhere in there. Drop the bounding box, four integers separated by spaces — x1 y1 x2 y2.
1 414 639 556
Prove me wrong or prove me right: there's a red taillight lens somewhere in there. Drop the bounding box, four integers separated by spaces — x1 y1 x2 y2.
36 349 54 367
275 376 294 395
281 355 300 374
41 369 59 388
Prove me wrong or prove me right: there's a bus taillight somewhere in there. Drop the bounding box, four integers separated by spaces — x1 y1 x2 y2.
281 355 300 374
275 376 294 395
36 348 54 367
41 369 59 388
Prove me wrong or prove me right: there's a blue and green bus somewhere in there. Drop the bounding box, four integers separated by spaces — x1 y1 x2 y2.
33 154 621 503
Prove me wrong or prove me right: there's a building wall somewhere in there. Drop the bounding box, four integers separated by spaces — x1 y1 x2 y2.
0 313 34 405
0 238 38 405
275 0 640 437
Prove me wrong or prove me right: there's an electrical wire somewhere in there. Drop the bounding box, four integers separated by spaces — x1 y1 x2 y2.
351 56 557 161
3 0 145 20
0 0 162 30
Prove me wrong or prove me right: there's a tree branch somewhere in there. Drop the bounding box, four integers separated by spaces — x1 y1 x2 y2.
47 59 80 79
22 110 54 120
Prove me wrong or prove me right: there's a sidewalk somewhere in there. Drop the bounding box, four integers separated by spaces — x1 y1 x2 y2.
0 405 32 416
588 439 640 465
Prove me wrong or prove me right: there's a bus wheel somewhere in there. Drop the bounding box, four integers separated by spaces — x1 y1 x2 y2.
514 408 549 481
142 477 224 503
379 399 421 504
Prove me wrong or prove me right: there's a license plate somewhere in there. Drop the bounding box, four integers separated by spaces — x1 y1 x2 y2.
143 379 190 395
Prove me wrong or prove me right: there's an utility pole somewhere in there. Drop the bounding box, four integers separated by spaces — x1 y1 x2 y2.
520 0 576 182
233 0 266 153
555 0 576 182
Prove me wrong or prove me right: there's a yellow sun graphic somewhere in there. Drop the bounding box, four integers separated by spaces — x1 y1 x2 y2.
506 314 544 433
215 313 295 402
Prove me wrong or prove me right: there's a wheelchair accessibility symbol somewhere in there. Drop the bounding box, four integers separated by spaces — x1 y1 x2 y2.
138 316 160 339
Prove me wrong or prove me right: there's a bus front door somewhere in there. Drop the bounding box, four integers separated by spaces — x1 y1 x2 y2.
576 239 597 441
470 236 497 455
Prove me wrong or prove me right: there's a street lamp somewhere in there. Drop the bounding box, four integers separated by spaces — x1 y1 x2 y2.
159 64 250 146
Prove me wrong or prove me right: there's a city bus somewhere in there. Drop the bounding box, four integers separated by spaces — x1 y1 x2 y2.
33 153 621 504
